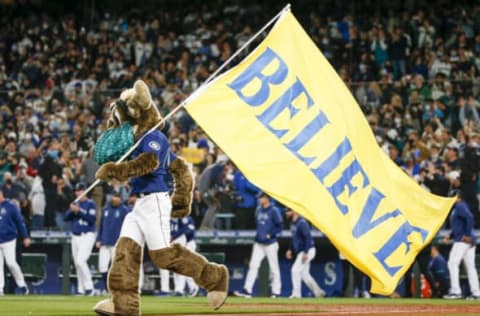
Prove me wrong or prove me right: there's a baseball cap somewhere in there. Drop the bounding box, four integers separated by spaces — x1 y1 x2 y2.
257 191 269 199
75 182 87 191
111 189 121 197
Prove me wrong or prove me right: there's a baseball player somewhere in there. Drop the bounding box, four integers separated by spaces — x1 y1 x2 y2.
95 190 130 291
64 182 97 295
443 189 480 299
234 192 283 298
0 188 31 295
285 209 325 298
429 245 450 298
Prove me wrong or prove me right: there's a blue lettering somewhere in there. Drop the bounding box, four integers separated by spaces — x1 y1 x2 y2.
228 48 288 106
326 159 370 215
312 138 352 183
284 110 329 165
374 222 428 276
257 79 314 138
353 188 401 238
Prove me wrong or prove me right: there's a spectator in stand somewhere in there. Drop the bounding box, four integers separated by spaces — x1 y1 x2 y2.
28 175 45 230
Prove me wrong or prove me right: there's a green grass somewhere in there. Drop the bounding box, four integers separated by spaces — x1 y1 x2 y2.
0 296 478 316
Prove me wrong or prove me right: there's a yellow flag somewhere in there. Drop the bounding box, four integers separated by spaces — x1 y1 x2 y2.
185 10 455 295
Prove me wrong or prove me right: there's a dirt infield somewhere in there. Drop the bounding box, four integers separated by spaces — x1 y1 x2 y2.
187 302 480 315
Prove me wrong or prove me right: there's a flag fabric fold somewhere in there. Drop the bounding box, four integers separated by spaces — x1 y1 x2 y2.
185 10 455 295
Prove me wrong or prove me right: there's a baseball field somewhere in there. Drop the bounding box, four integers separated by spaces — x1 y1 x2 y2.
0 296 479 316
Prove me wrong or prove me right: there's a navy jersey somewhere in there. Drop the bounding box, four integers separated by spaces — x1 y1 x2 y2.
449 201 475 244
233 171 259 209
64 199 97 235
129 130 176 194
291 216 314 255
97 203 130 246
0 199 28 243
185 216 196 242
429 254 450 282
255 204 283 244
171 217 189 240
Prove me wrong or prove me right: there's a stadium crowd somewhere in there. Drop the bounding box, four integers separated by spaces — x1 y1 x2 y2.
0 0 479 235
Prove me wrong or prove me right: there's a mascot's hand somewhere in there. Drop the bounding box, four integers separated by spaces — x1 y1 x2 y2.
171 204 190 218
96 162 129 182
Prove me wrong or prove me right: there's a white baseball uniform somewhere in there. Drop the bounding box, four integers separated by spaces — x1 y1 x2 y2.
0 239 26 293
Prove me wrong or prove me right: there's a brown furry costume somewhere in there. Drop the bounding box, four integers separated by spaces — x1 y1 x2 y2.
93 80 228 316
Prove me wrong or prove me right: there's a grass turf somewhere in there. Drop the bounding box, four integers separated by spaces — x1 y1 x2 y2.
0 295 479 315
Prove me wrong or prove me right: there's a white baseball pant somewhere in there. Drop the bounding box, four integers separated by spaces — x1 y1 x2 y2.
159 234 187 294
172 235 187 293
244 242 281 295
185 240 199 294
290 247 324 297
71 232 96 293
98 245 115 273
448 242 480 296
0 239 26 293
119 193 171 293
119 192 171 250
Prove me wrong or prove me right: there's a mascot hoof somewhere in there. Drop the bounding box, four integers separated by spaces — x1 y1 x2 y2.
207 264 229 310
93 299 116 316
207 291 228 310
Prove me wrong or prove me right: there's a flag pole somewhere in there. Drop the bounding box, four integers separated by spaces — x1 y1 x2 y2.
74 4 291 203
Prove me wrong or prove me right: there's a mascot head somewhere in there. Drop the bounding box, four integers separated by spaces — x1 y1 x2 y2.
95 80 163 165
108 80 163 137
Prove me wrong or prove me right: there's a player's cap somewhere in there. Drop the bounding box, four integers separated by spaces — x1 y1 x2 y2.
75 182 87 191
257 191 269 199
111 190 121 197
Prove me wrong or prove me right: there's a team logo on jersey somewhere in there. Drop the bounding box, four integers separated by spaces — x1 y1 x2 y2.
89 208 96 215
104 211 109 217
0 208 6 215
148 141 161 150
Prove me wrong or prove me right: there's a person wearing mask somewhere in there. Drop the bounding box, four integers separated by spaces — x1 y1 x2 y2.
0 188 31 295
96 190 130 292
444 190 480 299
234 192 283 298
64 182 97 295
285 209 325 298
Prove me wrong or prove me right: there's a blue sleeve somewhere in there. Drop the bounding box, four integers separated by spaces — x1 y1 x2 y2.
460 204 474 237
97 208 106 242
244 179 259 194
64 208 75 221
140 132 176 169
271 208 283 236
300 221 312 252
11 204 28 239
77 201 97 225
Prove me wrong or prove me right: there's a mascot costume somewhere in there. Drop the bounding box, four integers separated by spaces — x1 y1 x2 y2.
93 80 228 316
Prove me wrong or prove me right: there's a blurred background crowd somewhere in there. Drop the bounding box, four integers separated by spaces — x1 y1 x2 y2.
1 0 480 231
